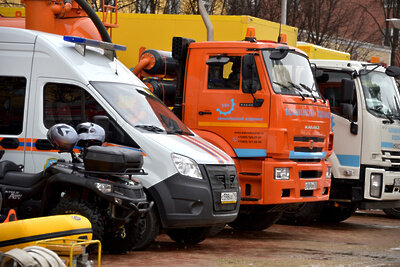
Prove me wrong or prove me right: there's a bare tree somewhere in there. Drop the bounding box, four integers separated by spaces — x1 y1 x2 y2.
224 0 268 17
357 0 400 65
181 0 225 15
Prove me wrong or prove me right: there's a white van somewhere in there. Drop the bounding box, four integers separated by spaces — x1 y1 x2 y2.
0 27 240 248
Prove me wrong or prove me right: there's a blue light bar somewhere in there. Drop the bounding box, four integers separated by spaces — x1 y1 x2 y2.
63 36 126 51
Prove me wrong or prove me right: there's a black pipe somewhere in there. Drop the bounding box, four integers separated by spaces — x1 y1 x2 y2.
74 0 112 42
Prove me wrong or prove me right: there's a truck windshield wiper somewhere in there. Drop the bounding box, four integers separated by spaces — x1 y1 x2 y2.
369 108 394 123
299 83 317 102
273 81 305 101
288 82 308 101
135 124 165 133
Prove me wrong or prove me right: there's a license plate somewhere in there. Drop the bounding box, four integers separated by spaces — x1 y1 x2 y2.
221 192 237 204
394 178 400 186
305 181 317 190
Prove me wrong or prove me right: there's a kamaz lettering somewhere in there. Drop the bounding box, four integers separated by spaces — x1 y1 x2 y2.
305 125 320 130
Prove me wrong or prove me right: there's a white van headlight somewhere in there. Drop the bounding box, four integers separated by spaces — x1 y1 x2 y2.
370 173 382 198
172 153 203 179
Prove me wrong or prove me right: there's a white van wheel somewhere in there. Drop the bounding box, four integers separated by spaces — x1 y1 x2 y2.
166 227 211 244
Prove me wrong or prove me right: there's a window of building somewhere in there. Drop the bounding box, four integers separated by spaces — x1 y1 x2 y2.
0 76 26 135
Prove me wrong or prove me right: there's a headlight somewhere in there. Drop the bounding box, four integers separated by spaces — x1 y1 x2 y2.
370 173 382 198
171 153 203 179
94 182 112 193
275 167 290 180
326 167 332 179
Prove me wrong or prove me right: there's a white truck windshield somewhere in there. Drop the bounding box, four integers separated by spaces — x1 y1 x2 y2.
360 71 400 118
91 82 192 135
262 51 321 99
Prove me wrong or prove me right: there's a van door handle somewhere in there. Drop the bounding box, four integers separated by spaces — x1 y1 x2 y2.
35 139 54 150
199 111 212 115
0 138 20 149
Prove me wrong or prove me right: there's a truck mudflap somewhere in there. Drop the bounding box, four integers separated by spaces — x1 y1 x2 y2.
238 158 331 205
147 165 240 228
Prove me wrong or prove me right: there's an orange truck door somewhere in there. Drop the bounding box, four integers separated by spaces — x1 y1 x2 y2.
195 53 269 158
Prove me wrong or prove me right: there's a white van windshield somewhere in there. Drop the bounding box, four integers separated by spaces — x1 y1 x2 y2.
91 82 192 135
262 50 321 99
360 71 400 119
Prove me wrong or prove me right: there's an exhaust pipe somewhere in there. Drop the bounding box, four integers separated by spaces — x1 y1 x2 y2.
198 0 214 41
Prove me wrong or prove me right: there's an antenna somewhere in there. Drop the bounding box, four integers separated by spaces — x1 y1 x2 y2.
277 22 282 43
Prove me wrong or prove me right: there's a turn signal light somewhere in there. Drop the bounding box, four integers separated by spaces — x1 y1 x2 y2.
279 33 287 43
245 27 257 42
370 56 380 63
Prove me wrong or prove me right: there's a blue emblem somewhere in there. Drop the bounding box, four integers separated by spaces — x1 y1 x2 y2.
217 98 235 116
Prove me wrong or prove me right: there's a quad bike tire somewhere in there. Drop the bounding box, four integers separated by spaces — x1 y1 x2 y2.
166 227 212 245
279 202 325 225
317 202 357 223
228 211 283 231
50 198 105 242
382 208 400 219
131 206 160 251
102 220 138 254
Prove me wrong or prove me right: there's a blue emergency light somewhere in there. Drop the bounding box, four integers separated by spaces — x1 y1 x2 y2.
63 35 126 60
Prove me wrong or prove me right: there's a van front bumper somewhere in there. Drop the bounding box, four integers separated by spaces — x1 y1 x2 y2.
147 164 240 229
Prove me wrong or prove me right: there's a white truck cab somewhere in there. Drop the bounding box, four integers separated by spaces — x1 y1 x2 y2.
0 27 240 247
313 59 400 220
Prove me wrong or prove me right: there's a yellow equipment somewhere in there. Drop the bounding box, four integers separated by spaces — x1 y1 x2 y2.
297 41 351 60
0 215 92 253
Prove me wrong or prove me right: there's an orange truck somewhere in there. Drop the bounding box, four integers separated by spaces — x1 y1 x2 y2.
133 5 333 229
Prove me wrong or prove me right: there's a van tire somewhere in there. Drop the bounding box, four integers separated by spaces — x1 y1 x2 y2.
382 208 400 219
279 202 325 225
166 227 211 244
317 202 356 223
50 198 105 242
207 223 226 237
228 211 282 231
131 206 160 250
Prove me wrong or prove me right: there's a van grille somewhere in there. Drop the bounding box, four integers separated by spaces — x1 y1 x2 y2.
203 165 239 212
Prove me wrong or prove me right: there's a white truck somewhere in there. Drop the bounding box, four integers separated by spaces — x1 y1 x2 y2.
284 59 400 223
0 27 240 249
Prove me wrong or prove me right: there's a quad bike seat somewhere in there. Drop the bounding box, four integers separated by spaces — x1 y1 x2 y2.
0 160 21 178
0 161 44 187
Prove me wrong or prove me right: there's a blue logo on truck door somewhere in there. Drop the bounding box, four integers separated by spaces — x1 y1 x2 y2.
217 98 235 115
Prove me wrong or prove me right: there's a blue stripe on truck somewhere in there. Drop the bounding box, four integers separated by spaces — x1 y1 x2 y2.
336 154 360 167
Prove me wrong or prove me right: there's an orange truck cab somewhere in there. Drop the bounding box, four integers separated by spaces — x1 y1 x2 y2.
136 31 333 229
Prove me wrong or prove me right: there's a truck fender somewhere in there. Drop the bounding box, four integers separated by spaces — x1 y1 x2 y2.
193 130 236 158
42 173 98 212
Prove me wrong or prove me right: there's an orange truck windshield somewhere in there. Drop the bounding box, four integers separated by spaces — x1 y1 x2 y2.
262 50 321 99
